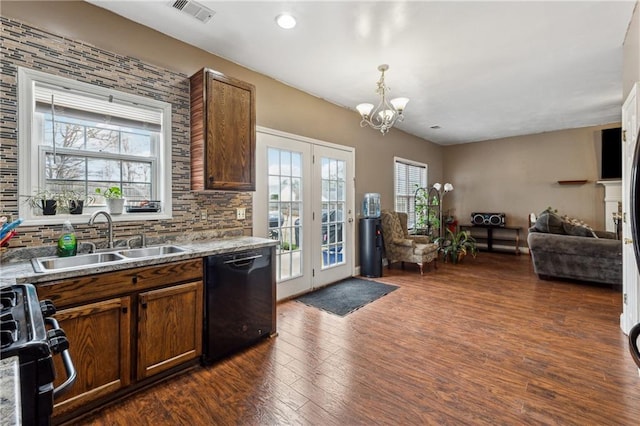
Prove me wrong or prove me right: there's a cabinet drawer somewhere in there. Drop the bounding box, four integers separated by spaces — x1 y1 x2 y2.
36 258 203 308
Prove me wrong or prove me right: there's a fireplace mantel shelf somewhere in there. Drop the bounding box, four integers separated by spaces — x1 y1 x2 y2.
557 180 588 185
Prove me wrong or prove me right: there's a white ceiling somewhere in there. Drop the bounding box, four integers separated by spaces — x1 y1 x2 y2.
87 0 637 145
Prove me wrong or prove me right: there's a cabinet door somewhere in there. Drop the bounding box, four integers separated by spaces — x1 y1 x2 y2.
52 297 131 417
190 68 256 191
137 281 203 380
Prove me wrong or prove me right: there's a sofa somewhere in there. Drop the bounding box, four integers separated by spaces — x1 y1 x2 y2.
380 210 439 275
527 211 622 285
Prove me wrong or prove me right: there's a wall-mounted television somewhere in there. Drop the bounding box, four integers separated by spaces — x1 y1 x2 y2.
601 127 622 179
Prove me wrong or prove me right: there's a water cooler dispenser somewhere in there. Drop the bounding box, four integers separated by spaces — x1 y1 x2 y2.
360 193 383 278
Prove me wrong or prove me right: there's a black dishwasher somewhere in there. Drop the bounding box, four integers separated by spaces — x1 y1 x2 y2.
202 246 276 365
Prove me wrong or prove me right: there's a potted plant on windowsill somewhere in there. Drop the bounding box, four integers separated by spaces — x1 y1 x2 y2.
95 186 124 215
435 228 478 264
22 189 60 216
59 189 94 215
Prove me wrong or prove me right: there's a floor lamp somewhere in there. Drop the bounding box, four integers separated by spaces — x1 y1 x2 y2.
432 182 453 239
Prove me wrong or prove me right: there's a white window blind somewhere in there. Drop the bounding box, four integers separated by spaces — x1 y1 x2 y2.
394 158 427 229
34 84 162 129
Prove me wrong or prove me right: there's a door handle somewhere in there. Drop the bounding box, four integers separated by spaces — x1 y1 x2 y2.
625 238 633 244
348 218 354 223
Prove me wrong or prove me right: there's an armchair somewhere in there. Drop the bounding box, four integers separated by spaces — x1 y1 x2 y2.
380 210 439 275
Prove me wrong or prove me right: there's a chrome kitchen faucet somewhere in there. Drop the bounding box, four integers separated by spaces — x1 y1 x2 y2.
88 210 114 249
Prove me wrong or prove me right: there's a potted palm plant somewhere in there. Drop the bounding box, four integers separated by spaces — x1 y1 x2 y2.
95 186 124 215
435 228 478 264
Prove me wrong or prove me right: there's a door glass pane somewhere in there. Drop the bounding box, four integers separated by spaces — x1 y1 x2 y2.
268 147 303 282
321 157 346 268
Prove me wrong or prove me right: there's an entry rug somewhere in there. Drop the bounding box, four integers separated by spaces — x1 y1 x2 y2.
295 277 399 316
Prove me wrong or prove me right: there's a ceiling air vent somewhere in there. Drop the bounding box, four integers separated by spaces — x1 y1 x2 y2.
170 0 215 24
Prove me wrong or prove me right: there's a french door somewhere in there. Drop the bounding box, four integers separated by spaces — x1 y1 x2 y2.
254 128 355 300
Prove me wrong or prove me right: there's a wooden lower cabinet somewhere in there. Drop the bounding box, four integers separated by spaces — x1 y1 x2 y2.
137 281 203 380
35 258 204 423
52 297 131 417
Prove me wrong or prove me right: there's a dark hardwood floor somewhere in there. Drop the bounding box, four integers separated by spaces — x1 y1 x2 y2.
76 253 640 425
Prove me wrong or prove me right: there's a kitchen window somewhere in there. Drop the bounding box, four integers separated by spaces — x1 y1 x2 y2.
394 157 427 229
18 67 172 223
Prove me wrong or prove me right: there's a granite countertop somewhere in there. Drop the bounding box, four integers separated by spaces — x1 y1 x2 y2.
0 236 277 286
0 356 20 426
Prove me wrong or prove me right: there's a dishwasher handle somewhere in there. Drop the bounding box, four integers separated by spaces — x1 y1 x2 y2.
223 254 263 267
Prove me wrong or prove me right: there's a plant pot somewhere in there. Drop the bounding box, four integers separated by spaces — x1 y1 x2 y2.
68 200 84 215
106 198 124 215
41 199 57 215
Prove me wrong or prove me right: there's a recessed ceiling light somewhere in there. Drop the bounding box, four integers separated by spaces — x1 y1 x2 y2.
276 13 297 29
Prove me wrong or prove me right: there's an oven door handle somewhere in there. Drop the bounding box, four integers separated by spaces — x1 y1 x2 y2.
45 317 77 398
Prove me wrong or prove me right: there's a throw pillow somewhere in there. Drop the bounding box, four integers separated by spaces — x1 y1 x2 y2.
531 211 565 234
561 215 591 228
561 215 598 237
562 221 596 238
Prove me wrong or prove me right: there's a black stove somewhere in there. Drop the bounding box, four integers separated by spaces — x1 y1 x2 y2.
0 283 76 426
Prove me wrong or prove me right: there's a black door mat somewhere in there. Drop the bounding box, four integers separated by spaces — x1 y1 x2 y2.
295 277 398 316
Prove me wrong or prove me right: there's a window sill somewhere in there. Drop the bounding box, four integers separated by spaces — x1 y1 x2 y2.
21 211 172 227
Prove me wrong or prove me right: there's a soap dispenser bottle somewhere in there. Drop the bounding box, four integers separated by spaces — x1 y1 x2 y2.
57 220 77 257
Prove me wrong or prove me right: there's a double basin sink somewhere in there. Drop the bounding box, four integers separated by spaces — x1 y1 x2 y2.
31 245 187 273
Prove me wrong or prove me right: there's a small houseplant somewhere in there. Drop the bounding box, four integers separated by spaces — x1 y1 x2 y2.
22 189 60 215
435 228 478 264
59 189 94 215
95 186 124 215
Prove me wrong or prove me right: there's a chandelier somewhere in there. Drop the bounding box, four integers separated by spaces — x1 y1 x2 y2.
356 64 409 135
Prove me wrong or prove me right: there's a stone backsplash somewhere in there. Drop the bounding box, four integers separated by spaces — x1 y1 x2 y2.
0 16 253 255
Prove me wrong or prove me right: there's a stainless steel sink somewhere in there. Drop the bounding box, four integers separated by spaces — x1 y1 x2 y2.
31 245 187 273
32 252 126 273
117 245 186 258
118 246 185 258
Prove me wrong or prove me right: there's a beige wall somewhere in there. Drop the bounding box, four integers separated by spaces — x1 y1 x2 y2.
444 2 637 239
1 1 441 266
443 124 621 233
623 1 640 97
0 0 442 217
2 1 632 258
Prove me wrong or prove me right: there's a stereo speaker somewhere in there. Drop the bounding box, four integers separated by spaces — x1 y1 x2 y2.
471 212 506 227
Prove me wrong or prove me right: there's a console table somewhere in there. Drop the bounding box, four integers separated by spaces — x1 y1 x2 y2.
460 225 522 255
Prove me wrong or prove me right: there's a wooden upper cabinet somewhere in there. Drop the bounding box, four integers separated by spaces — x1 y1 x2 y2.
190 68 256 191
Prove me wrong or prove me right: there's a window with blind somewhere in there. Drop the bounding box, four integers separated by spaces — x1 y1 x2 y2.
394 157 427 229
18 67 172 223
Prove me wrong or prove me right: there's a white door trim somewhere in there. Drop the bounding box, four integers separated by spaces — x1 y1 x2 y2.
621 82 640 334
